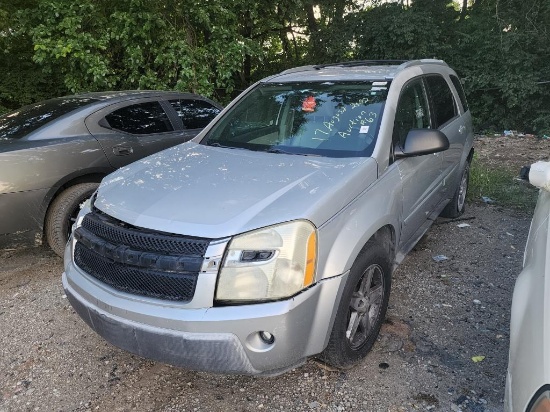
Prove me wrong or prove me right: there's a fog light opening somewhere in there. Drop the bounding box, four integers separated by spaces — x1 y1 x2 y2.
259 331 275 344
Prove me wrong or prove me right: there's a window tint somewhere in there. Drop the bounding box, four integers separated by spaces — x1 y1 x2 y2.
450 75 469 112
393 79 431 148
169 99 220 129
425 75 457 127
0 97 99 140
105 101 173 134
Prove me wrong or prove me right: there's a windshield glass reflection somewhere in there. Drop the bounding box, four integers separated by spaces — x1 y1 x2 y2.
205 82 389 158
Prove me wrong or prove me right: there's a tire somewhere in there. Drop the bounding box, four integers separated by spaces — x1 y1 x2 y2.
45 183 98 257
319 243 392 369
440 160 470 218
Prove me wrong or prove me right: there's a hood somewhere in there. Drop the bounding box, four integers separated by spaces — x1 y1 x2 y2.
95 143 378 238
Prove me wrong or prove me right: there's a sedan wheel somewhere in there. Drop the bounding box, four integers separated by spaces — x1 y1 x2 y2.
45 183 98 257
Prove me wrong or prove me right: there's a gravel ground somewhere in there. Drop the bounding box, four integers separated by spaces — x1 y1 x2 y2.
0 203 531 412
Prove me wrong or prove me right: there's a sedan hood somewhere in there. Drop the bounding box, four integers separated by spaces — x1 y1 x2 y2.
95 143 378 238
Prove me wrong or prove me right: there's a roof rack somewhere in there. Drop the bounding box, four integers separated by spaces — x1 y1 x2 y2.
277 65 319 75
313 60 407 69
397 59 448 69
275 59 448 78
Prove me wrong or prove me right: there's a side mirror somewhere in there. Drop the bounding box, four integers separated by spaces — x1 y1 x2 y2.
395 129 449 159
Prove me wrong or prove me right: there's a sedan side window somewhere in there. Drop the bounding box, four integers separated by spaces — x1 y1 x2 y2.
425 75 458 128
105 101 174 134
169 99 221 129
393 79 431 149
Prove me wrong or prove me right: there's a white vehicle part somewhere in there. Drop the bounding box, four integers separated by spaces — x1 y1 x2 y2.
529 161 550 191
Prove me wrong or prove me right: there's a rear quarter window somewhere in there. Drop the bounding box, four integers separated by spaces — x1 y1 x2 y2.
425 75 458 128
450 75 469 112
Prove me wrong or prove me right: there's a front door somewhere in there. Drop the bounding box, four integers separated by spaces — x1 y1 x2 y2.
393 78 444 244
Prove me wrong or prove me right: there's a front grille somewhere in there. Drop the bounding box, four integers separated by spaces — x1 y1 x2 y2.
74 243 197 301
82 210 209 256
74 209 211 302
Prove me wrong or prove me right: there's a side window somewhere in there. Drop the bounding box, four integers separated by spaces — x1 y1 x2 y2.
393 78 431 149
450 74 469 112
105 101 174 134
425 75 458 127
169 99 221 129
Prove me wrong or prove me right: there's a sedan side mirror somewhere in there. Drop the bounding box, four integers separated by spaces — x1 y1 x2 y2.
395 129 449 159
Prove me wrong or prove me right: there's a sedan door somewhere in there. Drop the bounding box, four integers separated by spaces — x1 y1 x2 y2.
85 99 188 168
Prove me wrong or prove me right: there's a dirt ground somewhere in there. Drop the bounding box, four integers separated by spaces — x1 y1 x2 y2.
0 135 548 412
474 134 550 170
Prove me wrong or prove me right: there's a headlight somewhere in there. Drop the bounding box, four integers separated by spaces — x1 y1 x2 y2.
215 220 317 303
529 388 550 412
74 190 96 229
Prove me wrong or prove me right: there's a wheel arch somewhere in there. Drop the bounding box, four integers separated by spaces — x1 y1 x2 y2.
39 168 111 231
316 224 396 366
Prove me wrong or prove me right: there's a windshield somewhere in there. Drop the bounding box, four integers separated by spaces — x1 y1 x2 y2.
0 97 99 140
204 81 388 157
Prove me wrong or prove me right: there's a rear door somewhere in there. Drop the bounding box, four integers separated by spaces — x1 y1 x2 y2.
424 74 464 199
85 99 186 168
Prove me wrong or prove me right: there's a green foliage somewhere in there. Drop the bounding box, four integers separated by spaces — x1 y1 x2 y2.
1 0 549 133
447 0 550 134
20 0 259 101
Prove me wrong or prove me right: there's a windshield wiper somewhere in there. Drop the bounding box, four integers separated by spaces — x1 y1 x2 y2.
266 148 320 157
207 142 253 152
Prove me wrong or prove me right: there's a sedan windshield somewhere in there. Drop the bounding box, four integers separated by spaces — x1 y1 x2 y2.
0 97 99 140
204 81 388 157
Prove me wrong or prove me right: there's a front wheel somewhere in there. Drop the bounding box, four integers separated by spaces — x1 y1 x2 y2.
319 244 392 369
441 161 470 218
45 183 99 257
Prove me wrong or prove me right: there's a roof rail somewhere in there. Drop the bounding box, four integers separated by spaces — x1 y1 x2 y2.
313 60 407 69
278 65 318 75
275 59 448 78
397 59 448 70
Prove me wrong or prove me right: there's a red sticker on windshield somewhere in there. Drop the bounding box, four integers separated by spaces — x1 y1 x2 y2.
302 96 316 112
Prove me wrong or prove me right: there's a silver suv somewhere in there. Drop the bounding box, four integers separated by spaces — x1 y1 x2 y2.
63 60 474 375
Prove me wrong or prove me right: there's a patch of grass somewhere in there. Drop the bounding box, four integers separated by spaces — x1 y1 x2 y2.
467 156 539 212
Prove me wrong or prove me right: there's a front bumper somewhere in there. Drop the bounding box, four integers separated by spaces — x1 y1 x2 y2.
63 258 347 376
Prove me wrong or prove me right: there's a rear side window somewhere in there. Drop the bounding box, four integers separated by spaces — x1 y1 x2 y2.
425 75 458 128
105 101 173 134
450 75 469 112
169 99 220 129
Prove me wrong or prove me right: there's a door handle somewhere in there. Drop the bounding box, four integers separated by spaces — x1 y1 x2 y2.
459 125 466 134
113 145 133 156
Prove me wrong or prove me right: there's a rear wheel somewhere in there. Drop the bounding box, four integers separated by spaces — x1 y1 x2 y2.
45 183 98 257
441 161 470 218
319 244 391 368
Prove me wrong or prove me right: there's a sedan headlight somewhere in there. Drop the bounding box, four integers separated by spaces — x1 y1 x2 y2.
215 220 317 303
